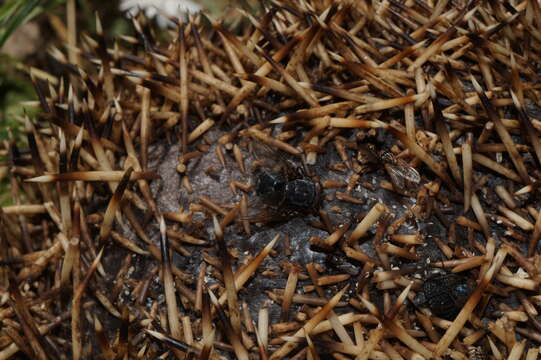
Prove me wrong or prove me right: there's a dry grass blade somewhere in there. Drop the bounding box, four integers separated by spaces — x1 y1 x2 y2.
258 307 269 355
58 130 71 236
435 108 461 185
94 317 116 354
41 113 121 151
199 327 215 360
158 215 184 358
404 87 416 141
435 248 508 356
354 325 384 360
462 137 473 213
451 256 486 273
217 234 280 307
507 339 526 360
343 61 403 97
308 83 375 103
380 243 418 261
1 204 47 215
200 291 213 350
497 205 534 231
281 265 299 322
270 101 355 124
471 76 530 183
511 91 541 167
188 57 224 89
495 185 517 210
27 171 159 183
146 329 195 354
67 0 77 65
60 237 79 288
471 194 490 239
220 37 299 122
495 273 538 291
354 93 427 114
530 209 541 256
270 290 349 307
388 126 456 189
244 73 296 96
386 289 429 353
472 153 522 182
305 334 319 360
98 167 133 244
305 263 353 345
2 325 34 359
189 119 216 144
320 117 384 129
269 285 349 359
260 50 319 107
207 288 249 360
247 127 301 155
179 24 189 154
72 248 104 360
347 203 386 245
140 87 151 169
323 222 350 247
8 279 49 360
526 348 539 360
408 26 458 71
343 246 381 265
213 215 241 334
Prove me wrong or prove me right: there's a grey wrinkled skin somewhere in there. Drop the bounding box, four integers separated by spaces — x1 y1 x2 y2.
113 125 466 330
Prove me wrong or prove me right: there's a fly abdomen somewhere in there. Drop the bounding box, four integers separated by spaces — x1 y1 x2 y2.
285 179 318 209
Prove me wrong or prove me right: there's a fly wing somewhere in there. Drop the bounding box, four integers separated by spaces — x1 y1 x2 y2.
241 206 297 223
250 140 298 179
385 163 406 191
250 141 281 173
384 157 421 192
394 158 421 184
251 140 278 163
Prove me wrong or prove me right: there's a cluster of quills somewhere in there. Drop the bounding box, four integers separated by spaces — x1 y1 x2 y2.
2 0 541 359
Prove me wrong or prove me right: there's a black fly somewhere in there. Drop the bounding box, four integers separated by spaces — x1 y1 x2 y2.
413 270 473 320
250 142 321 221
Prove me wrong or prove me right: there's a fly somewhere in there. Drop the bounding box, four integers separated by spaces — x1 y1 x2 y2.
357 144 421 194
379 150 421 192
249 141 321 222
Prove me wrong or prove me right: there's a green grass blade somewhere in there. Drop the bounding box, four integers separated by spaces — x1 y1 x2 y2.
0 0 41 48
0 1 20 26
